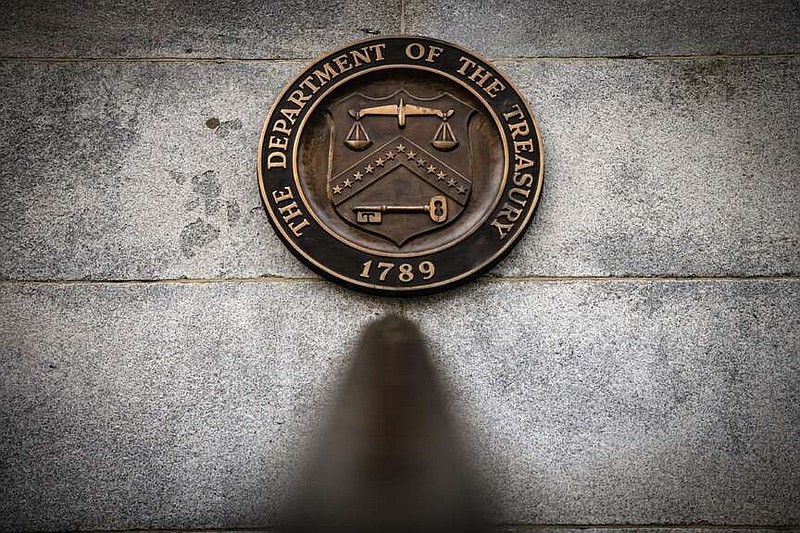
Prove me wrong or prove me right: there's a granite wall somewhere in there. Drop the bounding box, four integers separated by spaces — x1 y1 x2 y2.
1 1 798 532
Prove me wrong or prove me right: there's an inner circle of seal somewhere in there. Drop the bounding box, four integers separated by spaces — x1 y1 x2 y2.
292 63 510 258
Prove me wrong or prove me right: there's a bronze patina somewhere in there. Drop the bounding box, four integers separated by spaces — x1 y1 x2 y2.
258 36 543 295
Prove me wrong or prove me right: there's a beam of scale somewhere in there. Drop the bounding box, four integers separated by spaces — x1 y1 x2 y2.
343 98 459 152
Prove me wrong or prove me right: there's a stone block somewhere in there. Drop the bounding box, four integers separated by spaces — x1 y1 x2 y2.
407 279 800 524
2 57 797 280
0 281 399 531
1 0 400 59
1 279 797 529
406 0 800 58
0 61 310 280
493 56 800 277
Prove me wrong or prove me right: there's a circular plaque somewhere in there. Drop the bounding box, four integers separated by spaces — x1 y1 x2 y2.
258 36 543 295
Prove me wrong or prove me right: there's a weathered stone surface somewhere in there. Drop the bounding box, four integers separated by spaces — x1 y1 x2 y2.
494 56 800 277
2 57 798 280
1 280 797 530
0 60 310 280
406 0 800 58
6 0 797 60
0 281 399 531
0 0 400 59
407 279 800 525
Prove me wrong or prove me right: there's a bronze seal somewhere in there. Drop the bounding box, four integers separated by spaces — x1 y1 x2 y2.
258 36 543 295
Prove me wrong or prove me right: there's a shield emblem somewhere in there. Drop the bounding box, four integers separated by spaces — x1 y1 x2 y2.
326 89 476 247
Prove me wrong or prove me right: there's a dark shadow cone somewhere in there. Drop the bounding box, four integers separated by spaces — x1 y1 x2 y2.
285 315 487 533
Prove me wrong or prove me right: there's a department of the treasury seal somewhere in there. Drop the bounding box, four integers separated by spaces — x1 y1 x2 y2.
258 36 543 296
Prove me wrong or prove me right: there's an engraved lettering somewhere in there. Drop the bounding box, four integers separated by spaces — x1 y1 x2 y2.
280 106 301 124
513 172 535 187
367 43 386 60
287 89 312 109
278 201 304 222
313 62 340 85
272 119 292 136
503 104 530 138
489 102 538 239
508 120 530 139
277 45 390 146
503 105 524 121
258 38 543 292
514 139 535 153
426 45 443 62
404 42 442 62
508 187 530 207
350 47 371 67
272 187 293 204
267 151 287 169
333 53 353 73
455 56 506 98
468 65 492 87
457 57 476 75
272 187 310 237
497 202 523 222
288 218 310 236
405 42 426 60
298 76 319 94
490 219 514 240
485 78 506 98
268 135 288 150
357 259 437 283
514 154 535 171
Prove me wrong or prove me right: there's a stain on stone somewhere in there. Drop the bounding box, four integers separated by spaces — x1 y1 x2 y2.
178 169 241 238
185 47 194 54
204 197 224 215
226 200 241 226
671 58 740 103
214 118 242 138
721 363 748 456
180 218 220 258
184 197 201 212
170 170 188 185
359 28 381 35
608 158 648 200
4 63 146 194
191 170 220 198
205 117 220 129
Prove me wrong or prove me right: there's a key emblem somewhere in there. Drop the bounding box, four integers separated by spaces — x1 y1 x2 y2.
353 196 447 224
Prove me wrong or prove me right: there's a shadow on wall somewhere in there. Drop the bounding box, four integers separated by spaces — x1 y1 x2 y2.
281 314 488 533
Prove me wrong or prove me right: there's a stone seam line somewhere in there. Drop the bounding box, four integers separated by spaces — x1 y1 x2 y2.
0 53 798 63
